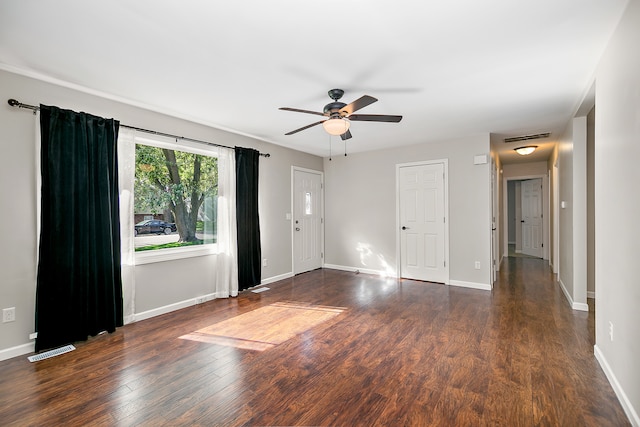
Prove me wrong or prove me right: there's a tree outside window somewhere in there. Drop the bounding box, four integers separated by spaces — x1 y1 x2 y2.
134 144 217 252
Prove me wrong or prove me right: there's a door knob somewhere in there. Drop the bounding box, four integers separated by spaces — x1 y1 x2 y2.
296 227 300 231
402 226 409 230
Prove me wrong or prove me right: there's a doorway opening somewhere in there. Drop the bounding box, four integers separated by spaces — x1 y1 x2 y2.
504 175 549 261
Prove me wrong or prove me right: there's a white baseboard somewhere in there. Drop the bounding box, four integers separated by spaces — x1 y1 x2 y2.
323 263 395 277
0 342 35 362
449 279 491 291
135 292 218 322
558 279 589 311
133 272 299 323
260 272 293 285
573 301 589 311
323 265 491 292
594 345 639 426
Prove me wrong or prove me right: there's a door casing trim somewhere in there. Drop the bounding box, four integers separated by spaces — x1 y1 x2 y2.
395 159 450 284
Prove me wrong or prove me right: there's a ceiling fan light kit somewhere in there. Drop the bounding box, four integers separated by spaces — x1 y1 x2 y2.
322 118 350 136
514 146 537 155
280 89 402 140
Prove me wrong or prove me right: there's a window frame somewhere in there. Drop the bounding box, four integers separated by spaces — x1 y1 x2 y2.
132 134 219 265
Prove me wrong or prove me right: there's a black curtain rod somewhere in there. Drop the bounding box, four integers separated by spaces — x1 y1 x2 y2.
7 99 270 157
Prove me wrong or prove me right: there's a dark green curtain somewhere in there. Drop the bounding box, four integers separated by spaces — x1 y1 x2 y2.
235 147 261 290
36 105 123 352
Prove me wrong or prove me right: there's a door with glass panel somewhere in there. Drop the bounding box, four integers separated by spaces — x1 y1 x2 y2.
293 168 323 274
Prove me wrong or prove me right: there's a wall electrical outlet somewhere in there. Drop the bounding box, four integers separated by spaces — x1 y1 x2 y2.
474 261 481 270
195 296 206 305
262 258 268 267
2 307 16 323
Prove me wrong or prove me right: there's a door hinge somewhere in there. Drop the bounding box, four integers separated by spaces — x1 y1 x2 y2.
321 252 324 258
444 260 446 267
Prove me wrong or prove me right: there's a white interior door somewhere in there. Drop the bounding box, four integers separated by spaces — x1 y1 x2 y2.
521 178 543 257
399 162 448 283
293 169 323 274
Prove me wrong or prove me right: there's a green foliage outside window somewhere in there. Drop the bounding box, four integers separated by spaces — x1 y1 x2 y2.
135 144 218 251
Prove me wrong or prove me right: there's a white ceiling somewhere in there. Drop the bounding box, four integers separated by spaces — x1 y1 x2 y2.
0 1 628 163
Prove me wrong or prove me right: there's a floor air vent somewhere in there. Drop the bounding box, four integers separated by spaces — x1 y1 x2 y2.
504 132 550 143
28 344 76 362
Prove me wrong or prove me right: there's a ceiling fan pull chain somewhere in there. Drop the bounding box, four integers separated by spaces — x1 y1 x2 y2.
329 134 332 161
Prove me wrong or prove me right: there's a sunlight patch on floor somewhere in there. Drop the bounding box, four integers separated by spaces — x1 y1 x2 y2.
179 302 345 351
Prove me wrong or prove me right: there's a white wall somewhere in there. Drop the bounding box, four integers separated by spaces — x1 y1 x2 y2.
323 133 492 288
553 115 589 312
572 116 588 310
593 0 640 423
0 69 322 359
557 122 575 305
586 107 595 297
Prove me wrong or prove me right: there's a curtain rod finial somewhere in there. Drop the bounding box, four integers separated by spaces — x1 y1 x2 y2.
8 99 20 107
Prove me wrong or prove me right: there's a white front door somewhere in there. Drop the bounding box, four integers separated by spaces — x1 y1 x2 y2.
398 162 448 283
521 178 543 258
293 168 323 274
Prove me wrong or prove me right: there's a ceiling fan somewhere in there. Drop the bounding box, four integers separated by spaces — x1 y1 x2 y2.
279 89 402 140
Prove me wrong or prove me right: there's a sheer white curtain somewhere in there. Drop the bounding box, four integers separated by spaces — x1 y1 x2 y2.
213 146 239 297
117 128 136 324
34 112 41 268
116 130 237 318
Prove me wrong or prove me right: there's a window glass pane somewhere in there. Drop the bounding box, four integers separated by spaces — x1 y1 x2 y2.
134 143 218 252
305 192 312 215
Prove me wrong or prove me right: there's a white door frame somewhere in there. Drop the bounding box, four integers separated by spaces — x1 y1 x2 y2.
291 166 324 275
490 157 499 283
553 164 560 275
521 178 544 258
396 159 449 284
502 173 549 260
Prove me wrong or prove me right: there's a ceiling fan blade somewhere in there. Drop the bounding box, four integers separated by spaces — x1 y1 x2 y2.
340 129 352 141
340 95 378 115
348 114 403 123
279 107 326 116
284 120 325 135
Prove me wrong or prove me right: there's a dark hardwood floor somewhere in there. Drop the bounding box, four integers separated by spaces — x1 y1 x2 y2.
0 258 630 426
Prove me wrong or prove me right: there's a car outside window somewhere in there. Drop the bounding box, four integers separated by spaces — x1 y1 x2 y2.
134 139 218 257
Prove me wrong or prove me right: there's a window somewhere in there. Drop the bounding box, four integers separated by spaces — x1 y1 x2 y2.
133 136 218 259
305 192 312 215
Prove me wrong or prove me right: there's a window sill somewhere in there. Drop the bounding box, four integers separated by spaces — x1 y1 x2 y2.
135 244 218 265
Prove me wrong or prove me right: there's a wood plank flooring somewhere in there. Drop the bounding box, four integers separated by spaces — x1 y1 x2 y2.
0 257 630 426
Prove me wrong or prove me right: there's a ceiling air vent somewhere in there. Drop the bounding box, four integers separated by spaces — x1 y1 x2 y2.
504 133 550 143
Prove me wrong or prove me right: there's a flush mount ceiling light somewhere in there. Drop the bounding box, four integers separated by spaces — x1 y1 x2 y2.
322 117 350 136
514 145 537 156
